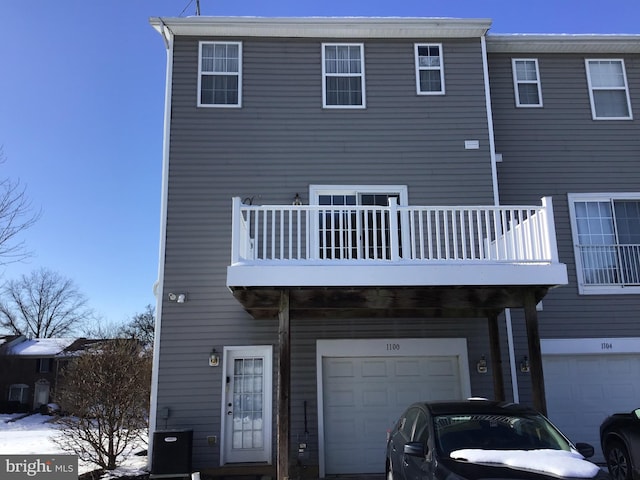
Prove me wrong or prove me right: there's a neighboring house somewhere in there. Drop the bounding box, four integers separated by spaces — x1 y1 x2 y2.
0 337 108 412
148 16 640 477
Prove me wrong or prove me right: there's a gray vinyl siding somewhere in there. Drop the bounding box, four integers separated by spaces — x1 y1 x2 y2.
156 34 499 469
489 50 640 406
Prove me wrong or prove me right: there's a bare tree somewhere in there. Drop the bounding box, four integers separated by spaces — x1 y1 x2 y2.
0 268 92 337
119 304 155 348
56 338 152 470
0 148 40 266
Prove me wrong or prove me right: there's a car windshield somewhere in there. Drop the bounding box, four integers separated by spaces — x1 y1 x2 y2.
434 412 573 455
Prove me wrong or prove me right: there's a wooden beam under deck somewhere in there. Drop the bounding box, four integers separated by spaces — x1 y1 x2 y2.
231 285 550 320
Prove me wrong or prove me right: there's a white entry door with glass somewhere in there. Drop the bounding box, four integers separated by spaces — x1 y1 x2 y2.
222 346 273 464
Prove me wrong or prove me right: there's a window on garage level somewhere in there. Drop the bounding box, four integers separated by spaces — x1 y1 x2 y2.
322 43 366 108
198 41 242 107
585 59 632 120
569 193 640 294
8 384 29 404
512 59 542 107
415 44 445 95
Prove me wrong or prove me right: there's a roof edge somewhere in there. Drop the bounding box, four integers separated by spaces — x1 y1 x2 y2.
487 34 640 53
149 16 492 39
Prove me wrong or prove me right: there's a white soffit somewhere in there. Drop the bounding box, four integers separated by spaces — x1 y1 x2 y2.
149 16 492 39
487 34 640 54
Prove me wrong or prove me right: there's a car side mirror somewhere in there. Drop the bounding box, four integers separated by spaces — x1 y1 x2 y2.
634 408 640 420
404 441 427 457
575 443 594 459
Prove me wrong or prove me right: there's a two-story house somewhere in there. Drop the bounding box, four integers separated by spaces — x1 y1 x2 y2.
148 16 639 478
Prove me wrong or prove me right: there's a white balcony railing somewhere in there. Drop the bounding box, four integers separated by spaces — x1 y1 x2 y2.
231 197 560 267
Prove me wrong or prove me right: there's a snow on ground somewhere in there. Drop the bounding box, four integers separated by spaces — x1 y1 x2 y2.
0 413 148 477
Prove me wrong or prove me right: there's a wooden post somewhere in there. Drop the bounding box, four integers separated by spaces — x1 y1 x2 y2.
488 312 505 402
524 290 547 415
277 290 290 480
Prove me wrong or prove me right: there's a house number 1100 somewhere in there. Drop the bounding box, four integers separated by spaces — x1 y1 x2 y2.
387 343 400 351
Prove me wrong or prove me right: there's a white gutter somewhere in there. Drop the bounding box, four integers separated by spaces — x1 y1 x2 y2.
149 16 492 39
147 20 174 470
487 34 640 54
481 34 519 401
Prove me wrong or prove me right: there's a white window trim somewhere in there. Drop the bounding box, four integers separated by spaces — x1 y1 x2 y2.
512 58 543 108
321 43 366 109
309 184 408 205
568 192 640 295
414 43 445 95
197 41 243 108
585 59 632 120
309 185 409 261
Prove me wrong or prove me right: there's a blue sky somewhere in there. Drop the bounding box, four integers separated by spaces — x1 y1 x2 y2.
1 0 638 328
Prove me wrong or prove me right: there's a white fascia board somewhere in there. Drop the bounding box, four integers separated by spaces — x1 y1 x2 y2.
487 34 640 54
149 16 491 39
227 262 568 288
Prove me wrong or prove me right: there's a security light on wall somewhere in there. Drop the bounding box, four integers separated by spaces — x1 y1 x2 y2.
520 356 530 373
209 349 220 367
168 292 187 303
476 355 488 374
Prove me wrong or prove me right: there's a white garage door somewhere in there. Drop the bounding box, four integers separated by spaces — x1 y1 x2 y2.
543 354 640 462
322 355 463 474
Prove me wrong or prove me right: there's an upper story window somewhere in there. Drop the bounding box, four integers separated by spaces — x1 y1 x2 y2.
38 358 51 373
414 44 444 95
569 193 640 294
512 59 542 107
198 41 242 107
322 44 366 108
585 59 632 120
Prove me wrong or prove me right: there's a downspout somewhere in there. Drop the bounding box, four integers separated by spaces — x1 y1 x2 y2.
148 19 174 470
480 34 519 402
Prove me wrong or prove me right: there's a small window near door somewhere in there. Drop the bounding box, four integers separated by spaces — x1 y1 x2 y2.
8 384 29 404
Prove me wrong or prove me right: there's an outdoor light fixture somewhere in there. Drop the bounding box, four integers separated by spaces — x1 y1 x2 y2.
168 292 187 303
520 356 530 373
293 193 303 206
476 355 488 374
209 349 220 367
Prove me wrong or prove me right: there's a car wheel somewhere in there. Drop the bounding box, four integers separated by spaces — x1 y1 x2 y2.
606 439 632 480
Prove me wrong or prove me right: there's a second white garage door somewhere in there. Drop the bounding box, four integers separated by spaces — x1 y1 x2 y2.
543 353 640 463
322 355 463 474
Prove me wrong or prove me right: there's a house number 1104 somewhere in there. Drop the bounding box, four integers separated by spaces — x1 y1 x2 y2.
387 343 400 351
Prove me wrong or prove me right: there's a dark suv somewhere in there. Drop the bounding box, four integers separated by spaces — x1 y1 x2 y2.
386 400 607 480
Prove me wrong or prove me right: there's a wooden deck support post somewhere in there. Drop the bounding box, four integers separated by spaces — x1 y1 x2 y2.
488 312 505 402
524 290 547 415
277 290 291 480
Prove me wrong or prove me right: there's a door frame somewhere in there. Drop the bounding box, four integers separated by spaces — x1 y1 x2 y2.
316 338 471 477
220 345 273 465
309 185 409 260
